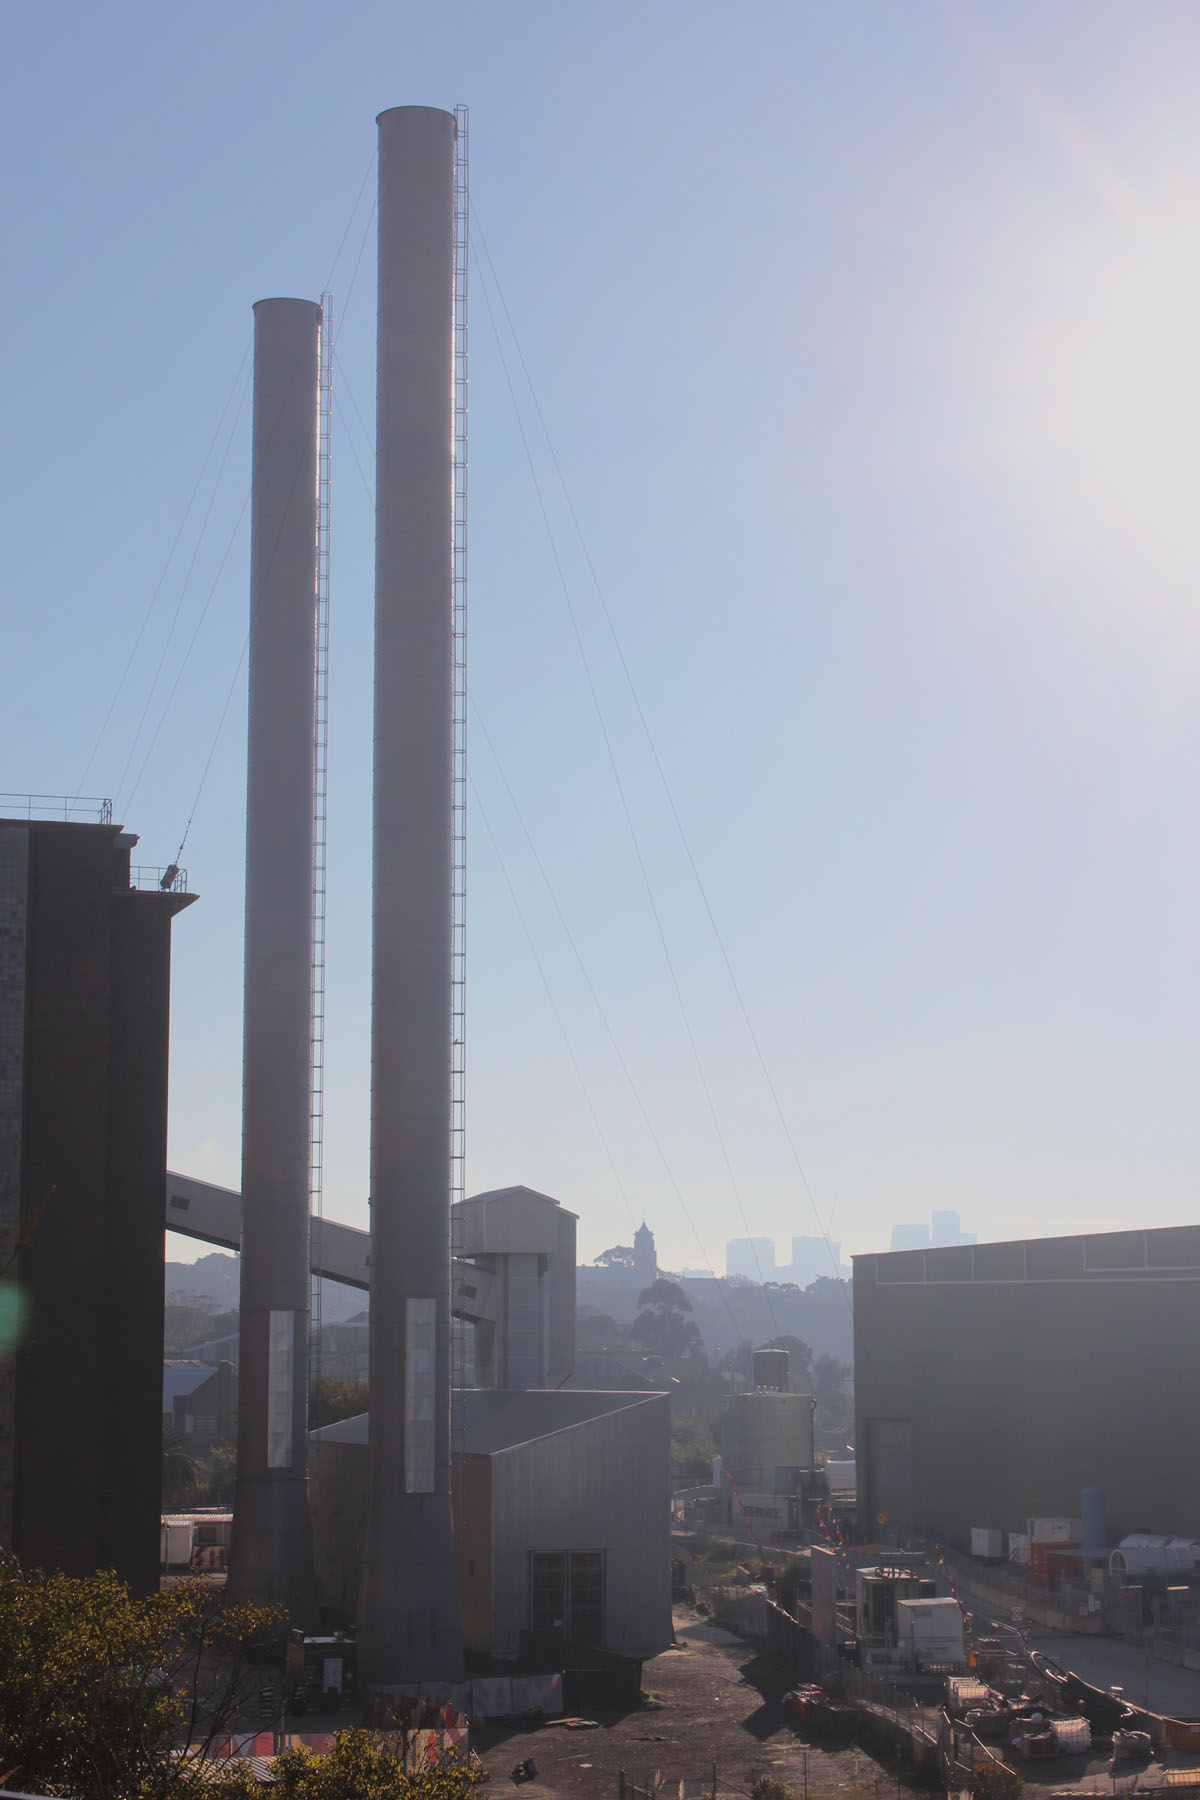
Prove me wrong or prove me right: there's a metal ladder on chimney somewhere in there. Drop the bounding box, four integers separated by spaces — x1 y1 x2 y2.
310 291 332 1407
450 105 469 1511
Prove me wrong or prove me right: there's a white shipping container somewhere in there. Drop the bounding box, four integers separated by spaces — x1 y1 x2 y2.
1029 1516 1082 1544
1008 1532 1030 1565
160 1520 193 1566
896 1597 965 1667
971 1528 1004 1559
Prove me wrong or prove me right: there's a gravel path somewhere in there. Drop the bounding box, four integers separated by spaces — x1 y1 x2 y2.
470 1609 920 1800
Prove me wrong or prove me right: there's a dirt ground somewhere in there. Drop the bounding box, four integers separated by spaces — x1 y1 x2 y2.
470 1609 925 1800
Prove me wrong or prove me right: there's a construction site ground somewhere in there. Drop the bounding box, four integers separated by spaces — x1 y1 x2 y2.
469 1608 926 1800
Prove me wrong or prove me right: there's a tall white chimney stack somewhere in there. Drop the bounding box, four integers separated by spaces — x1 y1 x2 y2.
358 105 464 1687
227 296 321 1620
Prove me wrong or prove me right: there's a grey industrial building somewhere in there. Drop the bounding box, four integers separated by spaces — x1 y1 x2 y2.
168 1174 674 1666
854 1223 1200 1549
311 1388 671 1662
0 811 194 1590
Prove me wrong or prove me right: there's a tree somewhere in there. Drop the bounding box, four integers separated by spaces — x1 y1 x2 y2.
198 1441 238 1506
0 1554 282 1800
638 1278 693 1313
631 1280 702 1357
163 1434 200 1509
593 1244 636 1269
575 1310 625 1352
671 1416 718 1487
164 1295 239 1357
719 1335 814 1390
812 1352 853 1441
216 1733 481 1799
310 1377 369 1430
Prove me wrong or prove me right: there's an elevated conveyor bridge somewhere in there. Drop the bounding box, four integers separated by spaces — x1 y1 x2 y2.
165 1171 500 1326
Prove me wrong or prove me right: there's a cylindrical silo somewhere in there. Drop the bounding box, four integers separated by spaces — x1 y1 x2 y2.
721 1391 815 1493
227 297 320 1621
753 1347 790 1392
1081 1486 1107 1567
358 105 463 1687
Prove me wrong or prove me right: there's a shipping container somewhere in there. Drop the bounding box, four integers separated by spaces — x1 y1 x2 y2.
1031 1542 1082 1589
160 1519 193 1568
1029 1516 1082 1544
895 1597 965 1669
971 1527 1004 1560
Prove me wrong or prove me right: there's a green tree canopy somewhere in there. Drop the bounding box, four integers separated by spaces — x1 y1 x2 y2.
164 1295 239 1356
163 1434 201 1509
575 1310 626 1352
216 1732 480 1799
0 1555 282 1799
637 1278 692 1312
593 1244 635 1269
198 1441 238 1507
631 1280 703 1357
719 1335 815 1389
671 1416 718 1487
310 1376 369 1430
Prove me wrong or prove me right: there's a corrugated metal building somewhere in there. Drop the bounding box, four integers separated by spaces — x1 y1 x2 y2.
311 1388 671 1662
853 1224 1200 1548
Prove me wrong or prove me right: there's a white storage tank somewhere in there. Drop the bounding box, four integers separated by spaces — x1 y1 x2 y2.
753 1347 791 1391
721 1390 814 1491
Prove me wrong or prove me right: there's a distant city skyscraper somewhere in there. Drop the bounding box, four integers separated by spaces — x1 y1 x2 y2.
787 1235 841 1286
890 1210 977 1252
724 1235 847 1285
726 1237 776 1281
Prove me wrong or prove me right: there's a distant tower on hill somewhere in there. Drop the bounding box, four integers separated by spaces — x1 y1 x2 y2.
633 1222 657 1287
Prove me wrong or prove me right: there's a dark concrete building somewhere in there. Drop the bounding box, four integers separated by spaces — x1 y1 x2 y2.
854 1224 1200 1550
0 811 194 1590
165 1359 238 1460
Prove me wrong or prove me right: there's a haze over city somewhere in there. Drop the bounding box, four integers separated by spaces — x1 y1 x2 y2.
5 1 1199 1272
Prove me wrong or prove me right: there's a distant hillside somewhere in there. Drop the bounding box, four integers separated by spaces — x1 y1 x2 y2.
164 1254 364 1322
576 1266 853 1364
164 1253 240 1310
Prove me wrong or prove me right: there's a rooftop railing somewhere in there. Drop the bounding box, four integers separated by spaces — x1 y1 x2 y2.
0 793 113 824
131 865 189 895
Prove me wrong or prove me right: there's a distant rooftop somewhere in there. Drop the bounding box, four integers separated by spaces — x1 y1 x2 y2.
857 1222 1200 1287
313 1387 666 1456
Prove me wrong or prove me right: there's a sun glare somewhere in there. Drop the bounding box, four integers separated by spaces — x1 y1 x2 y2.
1057 222 1200 565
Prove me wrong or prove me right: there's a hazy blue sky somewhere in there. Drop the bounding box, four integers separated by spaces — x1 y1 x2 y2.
5 2 1200 1273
